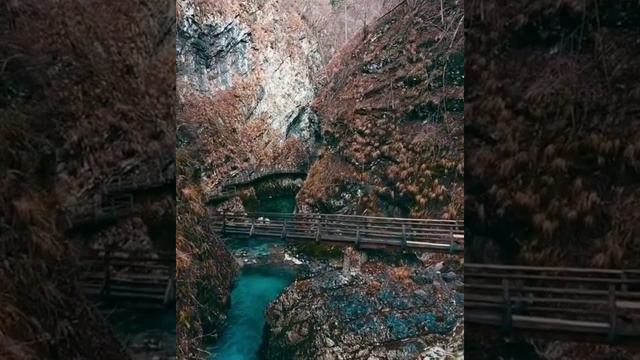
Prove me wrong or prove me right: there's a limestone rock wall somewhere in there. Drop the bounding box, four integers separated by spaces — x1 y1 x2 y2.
177 0 322 145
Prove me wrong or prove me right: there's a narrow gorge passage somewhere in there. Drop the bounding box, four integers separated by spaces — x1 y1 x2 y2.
210 186 302 359
209 265 295 360
177 0 464 358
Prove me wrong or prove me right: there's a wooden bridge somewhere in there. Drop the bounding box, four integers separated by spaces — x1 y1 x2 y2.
65 194 135 227
63 165 175 228
465 263 640 342
211 212 464 252
103 167 175 195
78 251 175 308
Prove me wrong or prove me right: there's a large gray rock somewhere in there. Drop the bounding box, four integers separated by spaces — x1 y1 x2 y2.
262 263 463 359
177 0 323 147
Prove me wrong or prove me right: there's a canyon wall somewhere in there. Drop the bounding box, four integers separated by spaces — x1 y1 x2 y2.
298 0 464 219
176 0 324 355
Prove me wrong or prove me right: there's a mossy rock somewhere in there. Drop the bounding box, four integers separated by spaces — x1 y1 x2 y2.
361 58 391 74
445 52 464 86
418 39 437 50
404 101 443 123
293 242 343 260
403 75 424 87
427 52 464 87
443 97 464 112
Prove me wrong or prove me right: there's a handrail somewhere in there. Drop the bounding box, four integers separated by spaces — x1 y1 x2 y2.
104 168 174 194
465 263 640 340
210 212 464 252
79 250 175 306
237 211 462 224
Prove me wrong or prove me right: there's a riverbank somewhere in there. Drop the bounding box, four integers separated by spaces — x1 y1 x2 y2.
208 233 463 360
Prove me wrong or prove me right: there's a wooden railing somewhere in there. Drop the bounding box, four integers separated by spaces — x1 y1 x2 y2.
465 263 640 340
220 165 307 190
211 212 464 252
104 169 174 195
79 252 175 307
65 194 135 226
63 160 174 228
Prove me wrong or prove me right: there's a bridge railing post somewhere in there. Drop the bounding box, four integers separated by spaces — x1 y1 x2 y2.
355 226 361 249
164 270 175 306
281 219 287 240
101 250 111 298
608 283 617 342
401 224 407 252
449 230 454 253
315 219 321 242
502 278 512 333
221 211 226 235
249 217 255 238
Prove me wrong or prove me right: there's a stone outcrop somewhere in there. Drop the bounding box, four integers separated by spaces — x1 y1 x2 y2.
177 0 322 146
262 251 463 359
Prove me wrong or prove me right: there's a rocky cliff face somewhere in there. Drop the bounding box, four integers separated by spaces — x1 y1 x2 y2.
297 1 464 219
177 0 322 148
176 0 326 356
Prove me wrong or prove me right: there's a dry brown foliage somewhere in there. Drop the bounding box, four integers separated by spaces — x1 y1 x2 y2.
298 1 464 219
465 0 640 267
1 0 174 358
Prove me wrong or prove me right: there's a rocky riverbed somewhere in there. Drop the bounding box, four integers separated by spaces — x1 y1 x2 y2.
261 248 464 360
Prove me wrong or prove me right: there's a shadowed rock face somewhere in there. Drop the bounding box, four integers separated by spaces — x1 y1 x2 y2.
262 257 463 360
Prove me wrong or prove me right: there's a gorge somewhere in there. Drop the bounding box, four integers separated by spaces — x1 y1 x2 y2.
176 0 464 359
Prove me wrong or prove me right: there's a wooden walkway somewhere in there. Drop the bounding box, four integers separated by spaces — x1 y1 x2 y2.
65 194 135 227
64 165 175 228
79 251 175 308
465 263 640 341
104 168 175 195
209 165 307 203
211 212 464 252
221 166 307 190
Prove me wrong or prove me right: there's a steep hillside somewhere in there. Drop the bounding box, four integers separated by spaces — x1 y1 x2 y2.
177 0 322 161
465 1 640 358
465 0 640 267
1 1 174 359
298 0 464 219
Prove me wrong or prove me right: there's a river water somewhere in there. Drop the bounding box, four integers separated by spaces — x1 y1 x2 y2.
209 265 295 359
210 191 297 359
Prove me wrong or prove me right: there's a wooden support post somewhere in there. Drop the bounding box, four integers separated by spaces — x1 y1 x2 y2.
355 226 361 249
315 219 321 242
621 273 628 292
281 219 287 240
608 283 617 342
249 218 255 238
401 224 407 252
502 278 512 333
221 212 226 235
449 230 454 254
